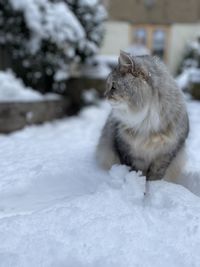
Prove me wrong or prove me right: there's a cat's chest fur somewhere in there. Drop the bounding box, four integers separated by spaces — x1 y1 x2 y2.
113 102 175 159
115 119 176 172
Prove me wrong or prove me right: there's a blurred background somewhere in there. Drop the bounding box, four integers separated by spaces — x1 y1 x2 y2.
0 0 200 133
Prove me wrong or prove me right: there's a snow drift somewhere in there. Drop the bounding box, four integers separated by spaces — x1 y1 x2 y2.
0 101 200 266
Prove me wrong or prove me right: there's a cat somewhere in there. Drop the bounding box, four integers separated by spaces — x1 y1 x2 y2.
96 51 189 181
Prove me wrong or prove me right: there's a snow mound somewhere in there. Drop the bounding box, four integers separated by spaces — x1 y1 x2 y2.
0 101 200 266
109 165 146 202
0 70 59 102
0 168 200 266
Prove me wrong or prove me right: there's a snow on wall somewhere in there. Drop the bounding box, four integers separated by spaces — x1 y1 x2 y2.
0 70 59 101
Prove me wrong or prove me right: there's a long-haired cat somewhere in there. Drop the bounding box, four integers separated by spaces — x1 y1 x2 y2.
96 51 189 181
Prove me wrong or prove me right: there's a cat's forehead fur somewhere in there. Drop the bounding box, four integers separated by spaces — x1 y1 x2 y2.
117 51 163 77
108 51 174 90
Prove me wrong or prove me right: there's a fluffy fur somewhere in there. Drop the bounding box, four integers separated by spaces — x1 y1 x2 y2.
96 51 189 181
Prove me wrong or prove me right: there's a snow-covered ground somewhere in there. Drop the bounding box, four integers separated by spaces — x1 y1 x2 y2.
0 99 200 267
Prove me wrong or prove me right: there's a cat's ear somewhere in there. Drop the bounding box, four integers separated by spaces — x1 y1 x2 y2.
118 50 135 73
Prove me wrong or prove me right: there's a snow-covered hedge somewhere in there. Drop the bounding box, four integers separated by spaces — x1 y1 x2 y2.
0 0 107 92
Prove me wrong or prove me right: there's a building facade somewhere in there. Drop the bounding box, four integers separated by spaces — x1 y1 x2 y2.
101 0 200 74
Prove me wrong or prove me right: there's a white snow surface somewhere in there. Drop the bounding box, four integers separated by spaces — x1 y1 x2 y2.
0 100 200 266
79 0 99 6
80 61 111 79
176 68 200 90
125 44 151 56
77 55 118 79
0 70 59 102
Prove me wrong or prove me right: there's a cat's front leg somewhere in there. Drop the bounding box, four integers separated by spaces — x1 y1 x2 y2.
96 116 120 170
146 154 173 181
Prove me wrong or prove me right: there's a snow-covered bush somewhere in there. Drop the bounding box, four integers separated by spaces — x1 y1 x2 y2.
178 37 200 73
0 0 107 93
177 37 200 94
65 0 107 60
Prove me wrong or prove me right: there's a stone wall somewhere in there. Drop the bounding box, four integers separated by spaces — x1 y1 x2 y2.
0 99 69 133
66 77 106 113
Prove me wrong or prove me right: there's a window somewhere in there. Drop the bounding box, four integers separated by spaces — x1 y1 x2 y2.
152 29 166 59
132 25 170 62
134 28 147 45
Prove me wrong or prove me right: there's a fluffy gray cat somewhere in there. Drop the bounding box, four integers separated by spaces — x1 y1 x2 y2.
96 51 189 181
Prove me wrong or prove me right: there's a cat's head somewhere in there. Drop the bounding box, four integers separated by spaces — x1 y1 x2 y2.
105 51 163 113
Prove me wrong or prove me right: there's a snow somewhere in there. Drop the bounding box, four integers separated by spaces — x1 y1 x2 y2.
0 99 200 266
125 44 151 56
188 39 200 56
176 68 200 90
176 70 191 90
80 0 99 6
80 61 111 79
189 68 200 83
0 70 59 102
8 0 106 78
176 37 200 91
96 55 118 67
77 55 118 79
82 89 99 104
